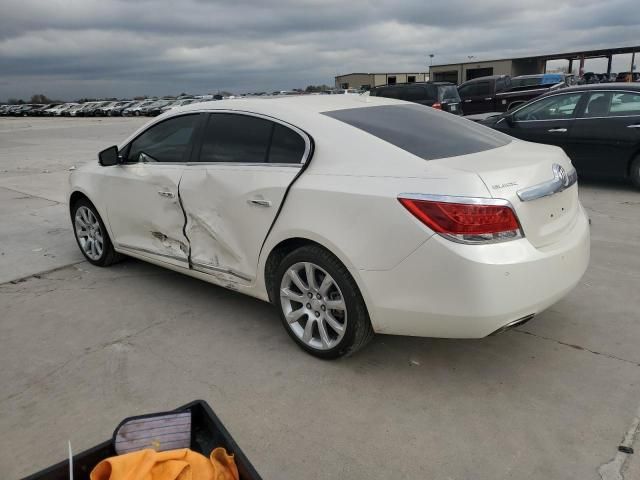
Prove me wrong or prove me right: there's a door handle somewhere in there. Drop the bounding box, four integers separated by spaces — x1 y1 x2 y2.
248 198 272 207
157 191 175 198
484 97 493 100
627 124 640 129
548 128 567 133
464 99 472 103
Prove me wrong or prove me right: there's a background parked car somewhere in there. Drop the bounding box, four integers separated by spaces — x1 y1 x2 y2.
616 72 640 82
479 84 640 187
140 99 172 116
458 73 569 115
109 101 137 116
369 82 462 114
123 99 157 116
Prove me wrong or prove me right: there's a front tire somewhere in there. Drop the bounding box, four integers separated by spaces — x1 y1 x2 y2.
630 155 640 189
272 245 374 359
72 199 122 267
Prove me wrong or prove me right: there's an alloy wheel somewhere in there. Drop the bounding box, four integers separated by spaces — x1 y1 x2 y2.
74 206 104 261
280 262 347 350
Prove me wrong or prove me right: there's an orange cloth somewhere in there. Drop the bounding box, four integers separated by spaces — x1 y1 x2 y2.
90 447 239 480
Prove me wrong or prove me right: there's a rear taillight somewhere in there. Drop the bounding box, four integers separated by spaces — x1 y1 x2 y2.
398 195 523 244
431 102 442 110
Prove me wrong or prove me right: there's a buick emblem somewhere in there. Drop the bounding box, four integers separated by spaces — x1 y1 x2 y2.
553 164 569 187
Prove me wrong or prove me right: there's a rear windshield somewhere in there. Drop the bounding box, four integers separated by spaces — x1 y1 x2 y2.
323 104 510 160
437 85 460 102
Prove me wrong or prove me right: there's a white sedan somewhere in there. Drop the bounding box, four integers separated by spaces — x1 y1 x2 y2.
69 95 590 358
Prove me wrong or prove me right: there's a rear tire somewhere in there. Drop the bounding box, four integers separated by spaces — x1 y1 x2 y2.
630 155 640 189
272 245 374 359
71 199 123 267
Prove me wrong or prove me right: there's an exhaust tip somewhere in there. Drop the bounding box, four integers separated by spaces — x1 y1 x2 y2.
489 314 535 336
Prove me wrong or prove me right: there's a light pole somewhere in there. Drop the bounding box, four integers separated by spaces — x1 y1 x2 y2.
428 54 434 66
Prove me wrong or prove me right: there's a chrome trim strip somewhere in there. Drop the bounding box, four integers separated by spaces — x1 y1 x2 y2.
118 244 187 263
517 164 577 202
191 261 253 282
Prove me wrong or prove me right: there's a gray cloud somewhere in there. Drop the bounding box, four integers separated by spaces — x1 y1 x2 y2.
0 0 638 100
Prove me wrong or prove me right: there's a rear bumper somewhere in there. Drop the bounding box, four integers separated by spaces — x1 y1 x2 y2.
360 203 590 338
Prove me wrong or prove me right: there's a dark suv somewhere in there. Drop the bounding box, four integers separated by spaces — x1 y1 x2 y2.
370 82 463 115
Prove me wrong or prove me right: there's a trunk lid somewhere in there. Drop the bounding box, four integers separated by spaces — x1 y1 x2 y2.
437 139 580 248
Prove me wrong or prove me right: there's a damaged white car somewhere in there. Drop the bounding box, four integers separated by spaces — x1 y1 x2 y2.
69 95 590 358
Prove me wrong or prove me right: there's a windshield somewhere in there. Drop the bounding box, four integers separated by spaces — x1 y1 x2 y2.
323 104 510 160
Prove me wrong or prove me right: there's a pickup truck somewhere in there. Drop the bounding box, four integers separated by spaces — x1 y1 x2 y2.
458 74 570 115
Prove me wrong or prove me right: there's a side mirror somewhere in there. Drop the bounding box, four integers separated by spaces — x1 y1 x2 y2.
98 145 120 166
504 113 515 126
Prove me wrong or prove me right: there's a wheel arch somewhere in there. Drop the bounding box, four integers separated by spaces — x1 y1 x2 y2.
261 234 379 330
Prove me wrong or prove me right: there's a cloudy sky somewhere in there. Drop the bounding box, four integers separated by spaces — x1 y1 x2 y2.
0 0 638 100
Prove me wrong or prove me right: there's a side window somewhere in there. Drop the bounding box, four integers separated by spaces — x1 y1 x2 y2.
513 94 583 121
377 87 400 99
199 114 272 163
495 79 506 92
583 92 612 117
475 81 491 96
609 92 640 116
269 124 306 164
127 114 199 163
403 86 427 102
458 84 475 98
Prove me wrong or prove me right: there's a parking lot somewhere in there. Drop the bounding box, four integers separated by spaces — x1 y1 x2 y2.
1 117 639 479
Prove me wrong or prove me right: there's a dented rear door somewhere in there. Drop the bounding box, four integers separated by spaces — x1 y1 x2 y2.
179 112 309 285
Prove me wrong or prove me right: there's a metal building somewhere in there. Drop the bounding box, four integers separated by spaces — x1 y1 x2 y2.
429 45 639 84
334 72 429 90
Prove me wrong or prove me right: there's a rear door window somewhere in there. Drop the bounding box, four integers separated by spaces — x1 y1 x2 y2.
199 114 272 163
198 113 306 164
609 92 640 116
323 104 510 160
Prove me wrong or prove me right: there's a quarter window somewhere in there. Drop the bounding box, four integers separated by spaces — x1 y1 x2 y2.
127 114 199 163
269 124 306 164
513 94 582 121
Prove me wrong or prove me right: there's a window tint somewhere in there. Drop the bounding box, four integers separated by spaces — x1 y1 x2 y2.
200 114 272 163
457 83 475 98
323 104 510 160
402 86 428 102
475 81 491 96
583 92 612 117
269 124 306 164
609 92 640 116
127 114 198 163
513 94 582 121
376 87 401 99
